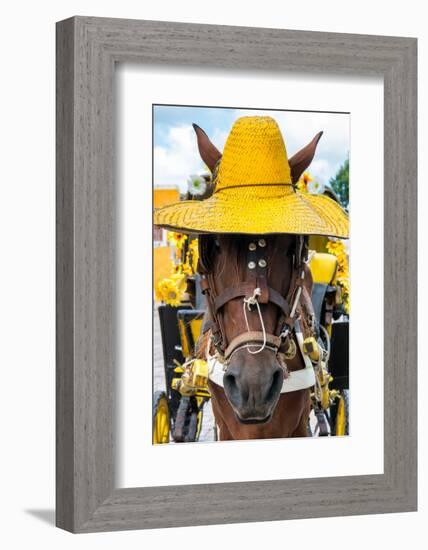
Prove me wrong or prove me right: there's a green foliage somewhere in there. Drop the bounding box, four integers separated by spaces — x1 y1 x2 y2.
329 158 349 209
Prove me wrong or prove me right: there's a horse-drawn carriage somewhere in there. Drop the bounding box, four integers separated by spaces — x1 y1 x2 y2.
153 115 350 443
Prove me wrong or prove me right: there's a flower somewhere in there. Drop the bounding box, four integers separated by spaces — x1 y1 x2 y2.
155 237 200 306
161 282 183 307
167 231 187 250
181 258 193 276
296 171 313 193
170 263 183 275
155 273 187 306
302 172 313 185
187 174 207 196
307 180 325 195
326 239 350 314
169 273 187 288
188 238 199 272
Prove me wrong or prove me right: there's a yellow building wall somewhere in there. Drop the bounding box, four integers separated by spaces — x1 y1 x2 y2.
154 246 173 287
154 188 180 208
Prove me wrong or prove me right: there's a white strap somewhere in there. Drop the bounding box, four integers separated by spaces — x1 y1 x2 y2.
207 357 315 393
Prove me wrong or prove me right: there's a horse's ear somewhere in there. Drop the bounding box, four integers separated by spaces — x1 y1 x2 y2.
288 131 323 184
192 123 222 173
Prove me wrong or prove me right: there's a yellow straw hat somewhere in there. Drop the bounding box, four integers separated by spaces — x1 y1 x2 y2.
154 116 349 238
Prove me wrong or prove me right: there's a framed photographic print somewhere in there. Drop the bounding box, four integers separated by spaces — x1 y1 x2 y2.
56 17 417 532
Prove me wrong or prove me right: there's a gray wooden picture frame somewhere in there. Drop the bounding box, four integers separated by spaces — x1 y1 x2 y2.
56 16 417 533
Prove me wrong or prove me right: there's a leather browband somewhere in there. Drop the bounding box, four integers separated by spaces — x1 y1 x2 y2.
213 283 290 317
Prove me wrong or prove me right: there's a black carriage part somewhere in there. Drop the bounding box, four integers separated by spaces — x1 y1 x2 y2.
157 305 186 422
157 305 206 442
172 396 202 443
176 308 205 356
328 321 349 391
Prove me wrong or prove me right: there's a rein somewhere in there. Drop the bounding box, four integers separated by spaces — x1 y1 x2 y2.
198 235 311 368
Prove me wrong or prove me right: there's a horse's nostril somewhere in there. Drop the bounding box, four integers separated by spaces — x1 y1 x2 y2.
224 372 237 392
224 372 244 407
266 369 283 402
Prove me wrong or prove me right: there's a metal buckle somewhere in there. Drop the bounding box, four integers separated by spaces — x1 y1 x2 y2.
279 326 290 340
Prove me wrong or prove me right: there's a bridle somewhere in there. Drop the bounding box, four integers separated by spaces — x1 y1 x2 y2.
198 234 312 367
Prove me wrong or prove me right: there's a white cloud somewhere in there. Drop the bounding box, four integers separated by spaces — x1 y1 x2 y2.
211 128 228 151
154 125 205 191
310 159 332 186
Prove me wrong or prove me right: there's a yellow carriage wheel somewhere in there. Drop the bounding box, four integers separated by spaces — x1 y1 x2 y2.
153 391 170 444
335 390 349 436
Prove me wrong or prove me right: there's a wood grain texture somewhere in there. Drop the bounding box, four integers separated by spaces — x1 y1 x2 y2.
56 16 417 533
56 17 75 532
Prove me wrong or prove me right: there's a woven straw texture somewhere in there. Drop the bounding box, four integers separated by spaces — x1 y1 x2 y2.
154 116 349 238
216 116 292 189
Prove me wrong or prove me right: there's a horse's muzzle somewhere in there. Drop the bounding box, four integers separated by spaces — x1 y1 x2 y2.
223 351 284 424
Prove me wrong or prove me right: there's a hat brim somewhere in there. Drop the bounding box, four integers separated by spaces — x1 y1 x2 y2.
154 185 349 238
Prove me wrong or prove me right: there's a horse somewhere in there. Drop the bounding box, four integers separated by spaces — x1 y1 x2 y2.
192 123 323 440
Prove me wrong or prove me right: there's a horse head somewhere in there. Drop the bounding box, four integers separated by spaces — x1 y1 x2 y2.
193 123 322 424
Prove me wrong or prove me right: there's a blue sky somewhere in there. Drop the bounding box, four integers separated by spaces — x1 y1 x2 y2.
154 105 349 192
